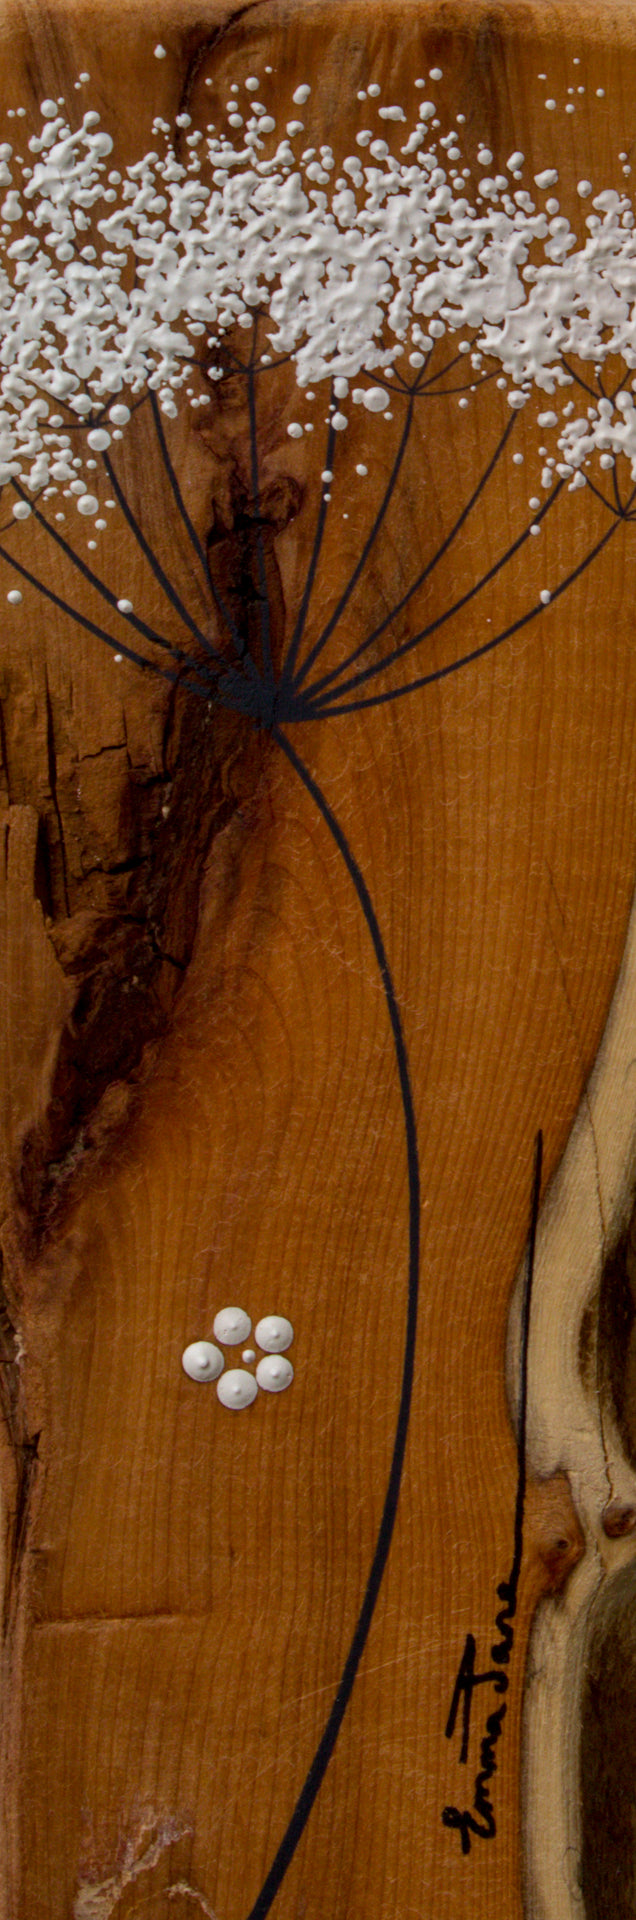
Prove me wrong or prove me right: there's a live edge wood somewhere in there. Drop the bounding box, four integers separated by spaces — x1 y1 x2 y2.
1 2 636 1917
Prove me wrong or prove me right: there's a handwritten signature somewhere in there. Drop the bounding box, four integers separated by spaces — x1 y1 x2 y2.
442 1130 543 1856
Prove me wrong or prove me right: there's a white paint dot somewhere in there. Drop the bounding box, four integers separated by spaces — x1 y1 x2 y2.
242 1349 256 1364
217 1369 258 1409
12 501 31 519
545 99 556 110
77 495 98 515
256 1354 294 1393
87 428 111 451
109 404 130 426
331 412 348 431
117 598 133 613
540 589 552 604
255 1315 294 1353
245 76 260 91
293 85 311 105
429 68 443 81
113 653 123 663
356 463 368 476
154 44 167 59
363 387 389 413
182 1340 224 1382
287 422 303 438
7 589 22 605
367 83 381 97
214 1305 252 1345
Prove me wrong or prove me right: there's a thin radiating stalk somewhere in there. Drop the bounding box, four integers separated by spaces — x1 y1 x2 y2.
296 514 624 720
297 413 519 706
291 393 416 692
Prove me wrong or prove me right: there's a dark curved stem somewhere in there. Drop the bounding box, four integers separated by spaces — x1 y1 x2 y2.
148 391 249 667
245 725 420 1920
0 542 180 682
247 321 273 690
102 449 216 653
11 482 189 667
294 512 623 721
290 394 416 693
278 397 338 688
300 413 518 707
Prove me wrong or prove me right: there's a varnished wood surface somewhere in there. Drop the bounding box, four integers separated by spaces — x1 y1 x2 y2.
1 3 636 1917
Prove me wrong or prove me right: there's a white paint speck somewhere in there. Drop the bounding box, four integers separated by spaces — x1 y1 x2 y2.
217 1369 258 1409
154 45 167 60
214 1306 252 1345
7 589 21 604
256 1354 294 1393
117 597 133 613
255 1315 294 1353
363 387 389 413
182 1340 224 1382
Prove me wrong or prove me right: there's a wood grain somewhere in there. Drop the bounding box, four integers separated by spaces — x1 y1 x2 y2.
0 3 636 1917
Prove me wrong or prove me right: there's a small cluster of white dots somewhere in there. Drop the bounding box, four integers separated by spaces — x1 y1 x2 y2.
182 1307 294 1410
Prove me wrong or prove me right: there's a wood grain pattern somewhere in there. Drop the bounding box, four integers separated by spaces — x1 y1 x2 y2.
1 3 636 1917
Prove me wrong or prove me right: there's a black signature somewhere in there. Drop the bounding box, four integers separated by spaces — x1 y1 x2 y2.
442 1130 543 1856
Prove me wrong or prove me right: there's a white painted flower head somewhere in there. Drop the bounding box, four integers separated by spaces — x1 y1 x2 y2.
2 66 636 521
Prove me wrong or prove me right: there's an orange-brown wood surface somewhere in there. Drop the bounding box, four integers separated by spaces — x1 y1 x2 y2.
1 3 636 1916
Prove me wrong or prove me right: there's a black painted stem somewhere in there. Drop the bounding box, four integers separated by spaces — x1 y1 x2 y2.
243 725 421 1920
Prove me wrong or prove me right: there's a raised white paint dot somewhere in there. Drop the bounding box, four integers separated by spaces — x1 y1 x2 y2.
255 1314 294 1352
217 1368 258 1409
12 501 31 520
7 589 21 605
256 1354 294 1393
363 387 389 412
214 1305 252 1345
154 44 167 58
77 495 98 515
117 598 133 613
242 1348 256 1364
182 1340 224 1382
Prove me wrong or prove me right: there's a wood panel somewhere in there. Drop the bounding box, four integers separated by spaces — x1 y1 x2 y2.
0 3 635 1917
